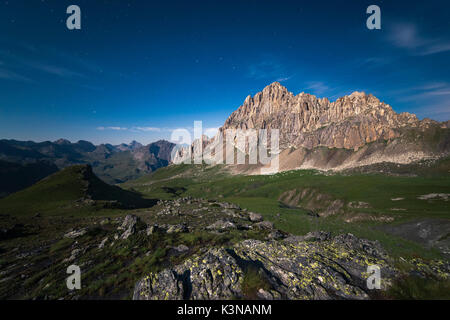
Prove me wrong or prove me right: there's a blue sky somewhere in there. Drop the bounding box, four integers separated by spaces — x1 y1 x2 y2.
0 0 449 145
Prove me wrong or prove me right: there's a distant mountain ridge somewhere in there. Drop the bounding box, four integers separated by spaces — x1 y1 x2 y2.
0 139 175 184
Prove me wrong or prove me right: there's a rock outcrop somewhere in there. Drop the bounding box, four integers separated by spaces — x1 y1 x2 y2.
133 233 423 300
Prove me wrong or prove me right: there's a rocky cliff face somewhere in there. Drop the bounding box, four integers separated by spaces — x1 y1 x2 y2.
223 82 421 150
174 82 449 172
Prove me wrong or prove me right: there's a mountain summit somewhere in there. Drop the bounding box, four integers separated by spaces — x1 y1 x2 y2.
223 82 422 150
175 82 449 172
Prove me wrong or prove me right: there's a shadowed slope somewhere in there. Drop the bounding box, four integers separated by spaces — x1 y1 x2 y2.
0 164 156 216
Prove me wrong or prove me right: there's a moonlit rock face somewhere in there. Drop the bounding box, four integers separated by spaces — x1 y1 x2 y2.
222 82 420 150
172 82 447 171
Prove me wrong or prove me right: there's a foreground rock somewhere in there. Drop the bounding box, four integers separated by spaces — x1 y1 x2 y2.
133 233 426 300
118 215 141 239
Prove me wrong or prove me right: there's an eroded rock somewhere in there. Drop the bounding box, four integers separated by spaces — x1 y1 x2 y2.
118 215 140 240
133 234 410 300
249 212 263 222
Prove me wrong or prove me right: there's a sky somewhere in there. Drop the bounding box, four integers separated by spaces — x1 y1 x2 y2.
0 0 449 145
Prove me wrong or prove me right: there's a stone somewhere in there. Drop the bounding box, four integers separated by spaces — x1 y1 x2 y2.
133 234 417 300
302 231 331 242
118 215 141 240
172 244 189 253
206 219 236 231
64 228 87 239
98 237 108 249
253 221 274 230
146 224 161 235
248 212 263 222
100 218 111 225
267 230 285 240
166 224 188 234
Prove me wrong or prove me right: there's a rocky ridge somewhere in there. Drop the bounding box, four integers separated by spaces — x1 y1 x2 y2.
173 82 449 172
223 82 424 150
0 139 175 184
133 230 449 300
1 196 448 300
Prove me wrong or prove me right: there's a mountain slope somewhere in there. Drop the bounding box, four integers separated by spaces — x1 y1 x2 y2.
0 165 155 216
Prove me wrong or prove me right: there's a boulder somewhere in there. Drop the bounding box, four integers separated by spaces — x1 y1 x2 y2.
98 237 108 249
146 224 162 235
118 215 140 240
166 224 188 234
172 244 189 253
253 221 274 230
206 219 236 231
64 228 87 239
133 248 242 300
248 212 263 222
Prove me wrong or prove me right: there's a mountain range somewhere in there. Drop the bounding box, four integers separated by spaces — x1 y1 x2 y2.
174 82 450 173
0 139 175 189
1 82 449 195
0 83 449 301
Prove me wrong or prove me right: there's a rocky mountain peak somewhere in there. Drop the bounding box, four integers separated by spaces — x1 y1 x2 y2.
263 81 288 93
54 138 71 145
222 83 423 150
348 91 367 98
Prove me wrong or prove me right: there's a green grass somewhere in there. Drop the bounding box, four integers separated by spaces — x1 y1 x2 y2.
1 159 449 299
387 276 450 300
49 238 73 253
128 166 449 220
241 265 272 300
0 165 155 216
122 164 450 260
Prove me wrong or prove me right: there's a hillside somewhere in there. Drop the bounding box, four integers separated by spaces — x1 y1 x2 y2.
0 165 155 216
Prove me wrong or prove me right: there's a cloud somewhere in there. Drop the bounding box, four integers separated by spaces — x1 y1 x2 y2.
30 63 85 78
355 57 392 69
389 23 424 49
303 81 330 96
96 126 163 132
247 55 291 82
276 76 293 82
0 44 99 83
97 126 128 131
0 68 33 83
388 23 450 56
393 82 450 121
397 82 450 101
132 126 161 132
